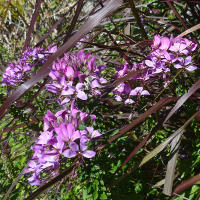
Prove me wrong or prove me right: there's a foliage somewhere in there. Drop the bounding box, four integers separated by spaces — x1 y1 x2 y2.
0 0 200 200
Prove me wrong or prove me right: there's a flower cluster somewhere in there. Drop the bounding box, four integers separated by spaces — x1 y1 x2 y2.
145 35 197 78
25 102 101 185
113 62 150 104
113 35 197 104
45 50 107 106
22 35 197 185
2 46 57 87
25 50 107 185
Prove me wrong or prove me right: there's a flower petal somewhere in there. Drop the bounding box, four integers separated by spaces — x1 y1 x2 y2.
160 37 170 50
69 141 79 152
80 142 87 151
185 56 192 65
145 60 154 67
82 150 96 158
174 64 182 69
141 90 150 95
63 149 77 158
77 91 87 100
124 99 134 104
114 95 122 101
92 130 102 138
186 65 197 71
91 80 101 88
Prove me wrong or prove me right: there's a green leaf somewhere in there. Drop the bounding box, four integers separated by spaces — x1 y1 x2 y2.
100 192 107 200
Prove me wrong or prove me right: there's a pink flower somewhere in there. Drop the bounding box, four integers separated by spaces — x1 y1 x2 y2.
76 83 87 100
124 99 134 104
174 56 197 71
55 123 81 143
63 141 79 158
65 66 75 80
130 87 150 96
86 127 102 138
159 37 171 50
82 150 96 158
152 35 161 49
88 56 96 72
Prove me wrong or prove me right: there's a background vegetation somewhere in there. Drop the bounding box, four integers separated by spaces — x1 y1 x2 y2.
0 0 200 199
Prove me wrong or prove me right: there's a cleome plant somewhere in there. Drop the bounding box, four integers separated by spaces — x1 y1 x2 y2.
0 0 200 200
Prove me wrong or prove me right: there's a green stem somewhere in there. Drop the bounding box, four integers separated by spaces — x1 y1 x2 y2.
154 69 184 102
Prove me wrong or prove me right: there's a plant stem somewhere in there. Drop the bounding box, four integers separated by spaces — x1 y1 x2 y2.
128 0 148 39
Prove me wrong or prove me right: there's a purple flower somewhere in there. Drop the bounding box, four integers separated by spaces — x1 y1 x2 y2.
174 56 197 71
152 35 171 50
61 82 75 96
169 37 197 55
152 35 161 49
43 110 57 131
159 37 171 50
55 123 81 143
91 79 101 88
37 131 53 145
63 141 79 158
86 127 102 138
28 173 41 185
82 150 96 158
114 83 125 93
115 95 122 101
169 42 188 55
117 64 128 77
24 160 38 173
47 45 57 54
76 83 87 100
145 60 155 68
2 46 57 87
90 114 96 122
124 98 134 104
45 83 62 94
80 112 88 121
53 138 65 153
65 66 75 80
130 87 150 96
88 56 96 72
46 49 108 105
77 49 87 64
